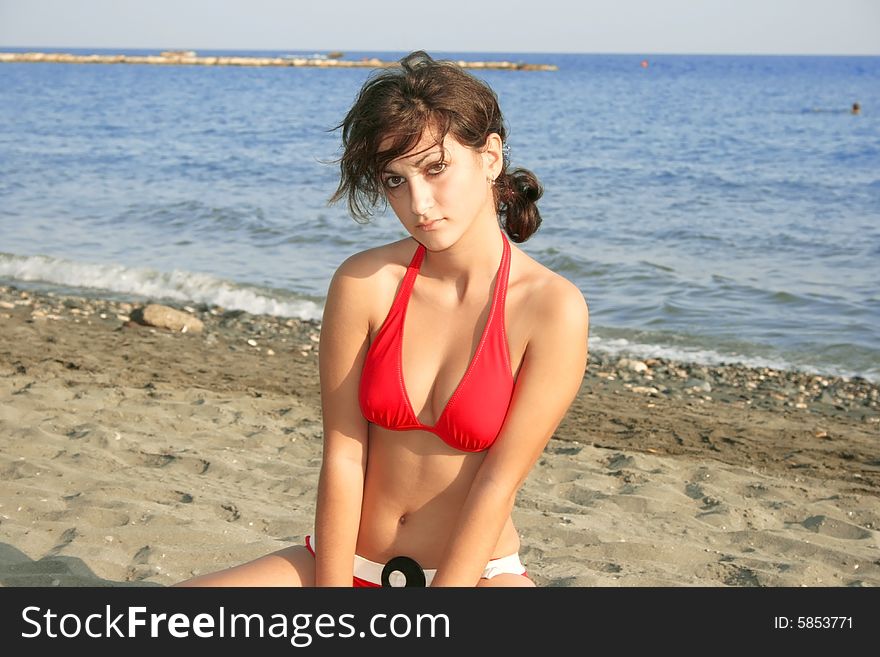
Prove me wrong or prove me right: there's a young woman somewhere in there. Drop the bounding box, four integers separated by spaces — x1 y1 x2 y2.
176 51 588 588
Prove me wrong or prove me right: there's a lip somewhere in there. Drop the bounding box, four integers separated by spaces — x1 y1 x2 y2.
416 219 444 231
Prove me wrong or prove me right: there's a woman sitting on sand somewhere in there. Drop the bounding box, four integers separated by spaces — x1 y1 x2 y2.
176 51 589 587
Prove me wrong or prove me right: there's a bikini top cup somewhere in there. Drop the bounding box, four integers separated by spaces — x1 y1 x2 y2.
358 232 514 452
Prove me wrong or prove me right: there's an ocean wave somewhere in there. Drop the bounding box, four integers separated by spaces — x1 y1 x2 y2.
589 333 879 383
591 334 792 370
0 253 322 320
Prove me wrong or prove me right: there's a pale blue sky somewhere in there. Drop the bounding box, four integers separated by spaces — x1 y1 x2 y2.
1 0 878 55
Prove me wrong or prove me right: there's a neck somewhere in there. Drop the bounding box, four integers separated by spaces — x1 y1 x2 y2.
419 214 505 295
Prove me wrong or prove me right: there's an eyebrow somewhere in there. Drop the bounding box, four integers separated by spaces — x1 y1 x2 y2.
383 149 443 173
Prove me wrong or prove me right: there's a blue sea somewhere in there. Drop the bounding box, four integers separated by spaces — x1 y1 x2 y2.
1 48 878 381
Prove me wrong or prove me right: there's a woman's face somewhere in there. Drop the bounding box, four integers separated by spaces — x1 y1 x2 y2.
380 130 501 249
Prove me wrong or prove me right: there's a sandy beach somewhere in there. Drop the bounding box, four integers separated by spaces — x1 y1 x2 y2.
1 284 878 587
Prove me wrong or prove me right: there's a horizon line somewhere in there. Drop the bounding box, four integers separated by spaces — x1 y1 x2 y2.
1 45 879 58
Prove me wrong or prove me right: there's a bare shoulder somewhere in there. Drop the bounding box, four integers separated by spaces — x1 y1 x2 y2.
333 237 413 280
539 271 589 323
512 247 589 337
325 238 417 328
328 238 416 297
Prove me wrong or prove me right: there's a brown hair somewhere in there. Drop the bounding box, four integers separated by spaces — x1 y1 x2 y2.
329 50 543 243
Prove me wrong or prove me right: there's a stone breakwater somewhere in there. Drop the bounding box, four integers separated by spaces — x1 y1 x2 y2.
0 51 558 71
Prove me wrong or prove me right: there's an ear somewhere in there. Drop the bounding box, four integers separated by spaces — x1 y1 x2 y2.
480 133 503 180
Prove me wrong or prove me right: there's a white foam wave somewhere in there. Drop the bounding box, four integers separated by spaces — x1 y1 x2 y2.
0 253 322 320
589 334 877 382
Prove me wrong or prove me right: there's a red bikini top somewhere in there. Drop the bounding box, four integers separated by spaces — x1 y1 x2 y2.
358 232 514 452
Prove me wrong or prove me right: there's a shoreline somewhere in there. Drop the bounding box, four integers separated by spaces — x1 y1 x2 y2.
1 284 878 586
0 51 558 71
2 282 877 408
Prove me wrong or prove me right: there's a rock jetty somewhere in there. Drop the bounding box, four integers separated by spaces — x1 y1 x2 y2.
0 51 557 71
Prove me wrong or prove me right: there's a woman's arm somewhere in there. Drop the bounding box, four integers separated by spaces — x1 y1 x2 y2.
430 277 589 586
313 254 374 586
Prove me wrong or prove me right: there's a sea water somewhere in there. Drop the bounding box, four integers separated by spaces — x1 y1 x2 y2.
1 49 878 380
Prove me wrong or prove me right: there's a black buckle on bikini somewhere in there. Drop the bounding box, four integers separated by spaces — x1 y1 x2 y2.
381 556 426 587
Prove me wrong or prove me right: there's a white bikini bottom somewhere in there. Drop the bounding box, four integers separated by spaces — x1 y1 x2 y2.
305 535 526 587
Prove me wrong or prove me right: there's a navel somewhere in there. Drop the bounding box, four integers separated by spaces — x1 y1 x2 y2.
398 514 407 526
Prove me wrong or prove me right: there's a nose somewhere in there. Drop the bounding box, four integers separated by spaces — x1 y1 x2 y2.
408 177 434 218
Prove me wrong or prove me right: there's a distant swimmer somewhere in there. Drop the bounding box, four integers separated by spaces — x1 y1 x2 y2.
809 102 862 115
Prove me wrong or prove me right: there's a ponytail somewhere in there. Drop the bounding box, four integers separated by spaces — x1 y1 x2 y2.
495 167 543 242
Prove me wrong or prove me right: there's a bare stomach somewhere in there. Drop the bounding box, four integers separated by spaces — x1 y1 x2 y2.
356 425 520 567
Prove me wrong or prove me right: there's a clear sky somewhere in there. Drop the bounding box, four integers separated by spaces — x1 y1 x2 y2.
1 0 878 55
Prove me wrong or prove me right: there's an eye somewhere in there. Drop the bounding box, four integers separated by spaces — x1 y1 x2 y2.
383 175 405 189
427 161 447 175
